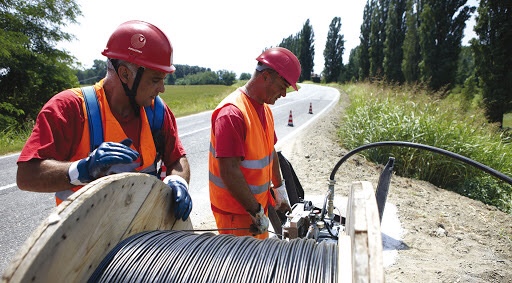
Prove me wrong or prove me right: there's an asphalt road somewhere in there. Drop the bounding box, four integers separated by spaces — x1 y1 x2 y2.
0 84 340 274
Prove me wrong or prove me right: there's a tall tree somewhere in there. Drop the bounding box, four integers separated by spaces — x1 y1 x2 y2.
369 0 390 79
279 33 301 56
418 0 475 91
383 0 407 83
299 19 315 82
456 46 475 85
346 47 361 82
0 0 81 129
359 0 373 80
471 0 512 125
323 17 345 83
401 0 421 83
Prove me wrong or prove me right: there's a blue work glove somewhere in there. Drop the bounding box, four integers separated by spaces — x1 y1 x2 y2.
68 138 139 185
163 175 192 221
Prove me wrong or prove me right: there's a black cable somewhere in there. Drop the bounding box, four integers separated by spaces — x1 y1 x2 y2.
323 219 339 240
329 141 512 186
89 230 338 282
320 191 330 222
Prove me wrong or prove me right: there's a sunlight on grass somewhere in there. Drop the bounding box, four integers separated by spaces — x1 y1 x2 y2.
338 82 512 213
504 113 512 128
0 125 32 155
160 84 238 117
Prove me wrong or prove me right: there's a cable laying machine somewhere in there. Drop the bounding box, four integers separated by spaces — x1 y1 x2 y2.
2 151 390 283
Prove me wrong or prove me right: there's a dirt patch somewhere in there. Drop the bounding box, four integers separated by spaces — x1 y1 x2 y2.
279 88 512 282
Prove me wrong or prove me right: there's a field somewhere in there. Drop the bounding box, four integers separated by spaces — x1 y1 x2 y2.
160 84 238 117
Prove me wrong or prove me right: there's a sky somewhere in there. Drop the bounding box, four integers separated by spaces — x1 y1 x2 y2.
58 0 478 77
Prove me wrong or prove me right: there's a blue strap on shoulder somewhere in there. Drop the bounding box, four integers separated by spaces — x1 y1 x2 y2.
81 86 103 152
82 87 165 153
145 96 165 133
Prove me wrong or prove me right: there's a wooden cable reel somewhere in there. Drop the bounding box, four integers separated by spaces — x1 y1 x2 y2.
2 173 384 282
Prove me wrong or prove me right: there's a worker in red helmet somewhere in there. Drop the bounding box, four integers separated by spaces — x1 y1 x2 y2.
16 20 192 221
209 47 301 239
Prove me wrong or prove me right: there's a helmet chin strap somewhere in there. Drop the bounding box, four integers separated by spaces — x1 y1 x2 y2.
111 59 145 117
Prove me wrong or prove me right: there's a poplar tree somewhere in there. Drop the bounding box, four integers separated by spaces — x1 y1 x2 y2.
346 47 361 82
456 46 474 85
383 0 407 83
299 19 315 82
323 17 345 83
471 0 512 125
369 0 390 79
279 33 301 57
401 0 421 83
358 0 373 80
418 0 475 90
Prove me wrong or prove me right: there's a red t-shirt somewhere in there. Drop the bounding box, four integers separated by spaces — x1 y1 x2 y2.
213 93 277 159
18 89 186 167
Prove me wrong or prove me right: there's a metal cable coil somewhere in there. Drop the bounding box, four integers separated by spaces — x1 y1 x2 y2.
89 230 338 283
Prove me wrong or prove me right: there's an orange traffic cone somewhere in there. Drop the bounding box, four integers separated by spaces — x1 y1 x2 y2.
308 102 313 114
288 110 294 127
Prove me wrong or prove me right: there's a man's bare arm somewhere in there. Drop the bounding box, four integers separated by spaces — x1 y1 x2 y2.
167 155 191 184
17 159 75 192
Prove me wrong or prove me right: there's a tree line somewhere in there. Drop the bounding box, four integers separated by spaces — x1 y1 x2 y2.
77 61 241 87
278 0 510 126
334 0 510 126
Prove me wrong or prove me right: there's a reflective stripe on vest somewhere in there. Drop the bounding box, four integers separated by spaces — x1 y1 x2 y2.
55 80 160 205
209 143 273 195
208 89 275 214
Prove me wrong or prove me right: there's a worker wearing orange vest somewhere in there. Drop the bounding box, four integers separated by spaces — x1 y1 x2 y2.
209 47 301 239
52 82 159 205
17 20 192 221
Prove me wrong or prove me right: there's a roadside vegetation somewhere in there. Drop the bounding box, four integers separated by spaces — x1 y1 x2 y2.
338 82 512 214
0 124 33 156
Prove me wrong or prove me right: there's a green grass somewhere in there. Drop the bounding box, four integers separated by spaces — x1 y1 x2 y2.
504 113 512 128
0 123 34 156
338 82 512 213
161 84 240 117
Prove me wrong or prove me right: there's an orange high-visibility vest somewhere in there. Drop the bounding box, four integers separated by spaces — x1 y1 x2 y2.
209 90 275 214
55 80 157 205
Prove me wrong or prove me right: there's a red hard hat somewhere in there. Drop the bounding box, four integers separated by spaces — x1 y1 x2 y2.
102 20 175 73
256 47 301 90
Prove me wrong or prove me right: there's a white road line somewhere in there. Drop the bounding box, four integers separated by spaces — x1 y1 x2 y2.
0 183 17 192
180 126 211 137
